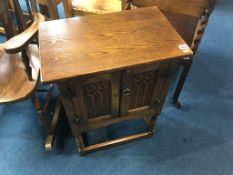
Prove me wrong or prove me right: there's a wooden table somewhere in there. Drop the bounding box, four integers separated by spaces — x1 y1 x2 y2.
39 6 192 155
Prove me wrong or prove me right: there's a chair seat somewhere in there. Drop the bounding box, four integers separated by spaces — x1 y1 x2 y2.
0 44 40 104
72 0 121 14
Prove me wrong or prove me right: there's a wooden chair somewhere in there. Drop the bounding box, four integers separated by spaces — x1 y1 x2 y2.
61 0 122 18
0 0 40 38
37 0 62 19
72 0 121 16
0 0 61 151
123 0 216 108
35 0 122 19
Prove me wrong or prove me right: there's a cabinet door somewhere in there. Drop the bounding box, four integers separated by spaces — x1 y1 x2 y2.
58 72 121 133
120 62 177 117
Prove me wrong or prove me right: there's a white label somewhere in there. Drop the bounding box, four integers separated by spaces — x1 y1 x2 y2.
178 44 190 53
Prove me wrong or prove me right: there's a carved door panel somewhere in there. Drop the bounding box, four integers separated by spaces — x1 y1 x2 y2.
60 72 121 132
120 61 177 117
58 61 177 134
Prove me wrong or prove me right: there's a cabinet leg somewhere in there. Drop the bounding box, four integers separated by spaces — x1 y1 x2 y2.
75 131 153 156
172 58 193 109
75 134 86 156
72 114 160 156
148 115 158 132
143 116 150 131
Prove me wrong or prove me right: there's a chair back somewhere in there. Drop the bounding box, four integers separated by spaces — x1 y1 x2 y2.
0 0 42 80
36 0 61 19
127 0 216 53
61 0 73 18
0 0 16 39
0 0 38 39
61 0 123 18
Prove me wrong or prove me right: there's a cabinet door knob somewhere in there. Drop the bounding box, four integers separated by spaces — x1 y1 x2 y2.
123 88 131 96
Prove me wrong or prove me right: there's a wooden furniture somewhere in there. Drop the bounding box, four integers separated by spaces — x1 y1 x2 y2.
37 0 62 19
0 0 35 38
0 0 60 151
35 0 122 19
0 0 41 38
34 0 122 19
60 0 122 18
71 0 121 16
124 0 216 108
39 7 193 155
36 0 73 19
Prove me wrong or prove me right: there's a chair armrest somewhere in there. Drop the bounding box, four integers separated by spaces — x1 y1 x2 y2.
4 13 45 54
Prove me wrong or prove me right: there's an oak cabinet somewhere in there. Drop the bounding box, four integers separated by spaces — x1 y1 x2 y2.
58 61 177 154
39 7 193 155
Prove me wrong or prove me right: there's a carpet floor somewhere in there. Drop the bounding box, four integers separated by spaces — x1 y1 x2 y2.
0 0 233 174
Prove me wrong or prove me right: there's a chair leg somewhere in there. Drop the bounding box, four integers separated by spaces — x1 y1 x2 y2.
45 98 62 151
172 57 193 109
31 94 62 151
31 95 51 134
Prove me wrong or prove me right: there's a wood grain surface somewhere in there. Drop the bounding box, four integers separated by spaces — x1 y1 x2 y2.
39 6 192 84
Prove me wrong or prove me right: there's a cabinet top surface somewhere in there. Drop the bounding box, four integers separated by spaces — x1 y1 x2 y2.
39 6 192 83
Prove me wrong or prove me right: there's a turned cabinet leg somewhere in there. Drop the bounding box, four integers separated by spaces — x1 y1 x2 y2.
172 58 193 109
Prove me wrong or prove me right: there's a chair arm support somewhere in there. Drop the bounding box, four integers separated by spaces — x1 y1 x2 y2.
4 13 45 54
